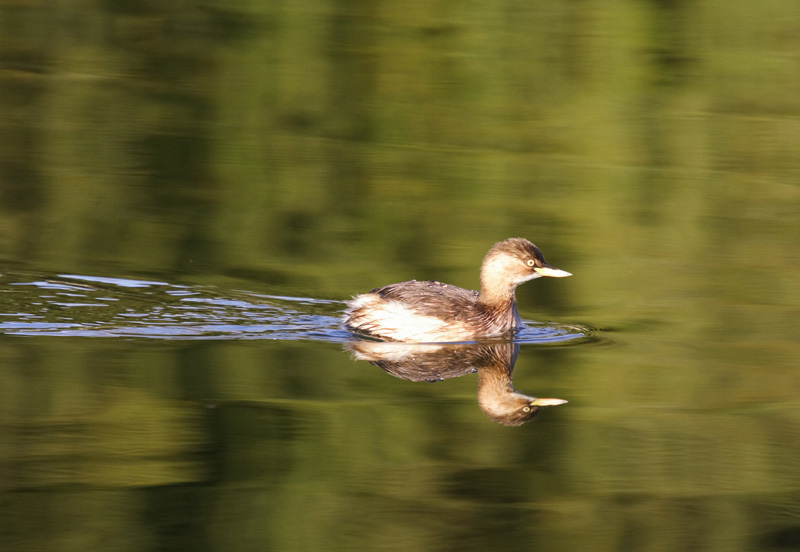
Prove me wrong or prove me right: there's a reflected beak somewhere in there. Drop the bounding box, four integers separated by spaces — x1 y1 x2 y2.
534 265 572 278
530 398 568 407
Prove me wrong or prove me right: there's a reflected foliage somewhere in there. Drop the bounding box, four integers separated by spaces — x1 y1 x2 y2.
1 0 800 551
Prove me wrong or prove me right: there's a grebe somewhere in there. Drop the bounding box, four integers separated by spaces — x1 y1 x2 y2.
344 238 571 342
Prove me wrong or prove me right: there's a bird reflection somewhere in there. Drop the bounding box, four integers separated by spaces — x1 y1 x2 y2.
345 340 566 426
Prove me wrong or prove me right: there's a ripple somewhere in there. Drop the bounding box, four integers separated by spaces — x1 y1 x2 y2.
513 321 594 345
0 272 591 345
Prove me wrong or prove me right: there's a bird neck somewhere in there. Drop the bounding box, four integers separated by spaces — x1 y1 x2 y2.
479 272 517 309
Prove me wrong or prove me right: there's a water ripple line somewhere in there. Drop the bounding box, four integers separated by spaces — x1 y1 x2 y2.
0 272 591 345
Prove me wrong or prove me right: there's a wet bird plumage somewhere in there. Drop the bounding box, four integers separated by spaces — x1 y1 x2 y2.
344 238 571 343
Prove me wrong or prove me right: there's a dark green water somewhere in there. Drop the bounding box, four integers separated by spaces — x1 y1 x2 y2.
2 2 800 551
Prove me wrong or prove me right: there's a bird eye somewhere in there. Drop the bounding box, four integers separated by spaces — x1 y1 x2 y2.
526 259 535 267
522 406 531 412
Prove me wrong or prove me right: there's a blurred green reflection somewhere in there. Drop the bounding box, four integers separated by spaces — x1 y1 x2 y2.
1 0 800 551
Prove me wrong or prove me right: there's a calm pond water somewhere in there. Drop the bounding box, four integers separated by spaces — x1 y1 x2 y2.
2 2 800 551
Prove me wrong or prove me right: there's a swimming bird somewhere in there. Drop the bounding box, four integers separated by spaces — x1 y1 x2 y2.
344 238 571 342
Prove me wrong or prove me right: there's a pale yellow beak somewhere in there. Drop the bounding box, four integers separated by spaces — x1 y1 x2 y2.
530 398 568 407
534 266 572 278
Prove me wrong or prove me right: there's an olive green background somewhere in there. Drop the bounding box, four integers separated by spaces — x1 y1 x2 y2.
1 1 799 551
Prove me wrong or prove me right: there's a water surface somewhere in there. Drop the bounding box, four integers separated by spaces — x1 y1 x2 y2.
2 1 800 551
